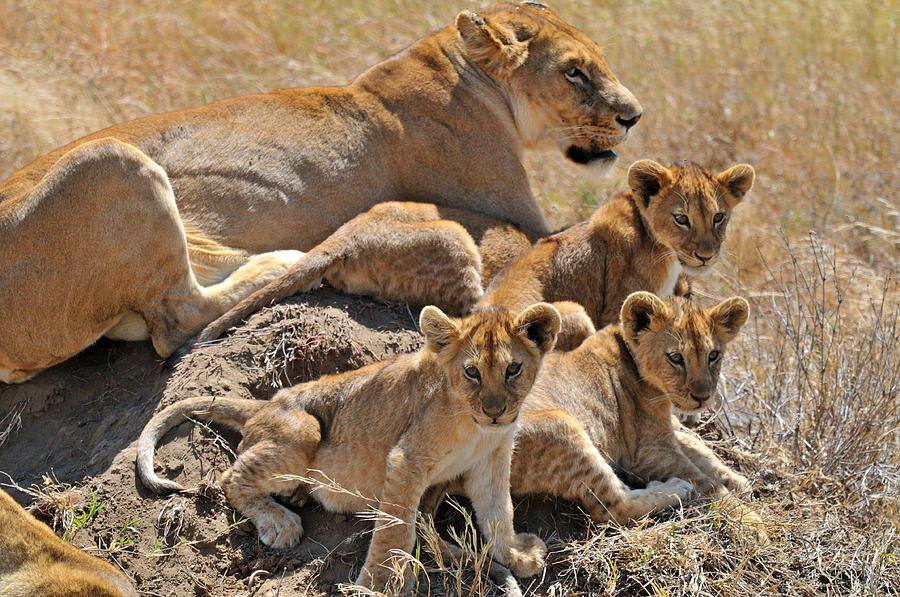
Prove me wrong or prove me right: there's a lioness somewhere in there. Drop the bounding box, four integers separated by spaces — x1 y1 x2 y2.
0 487 137 597
0 1 641 383
509 292 752 521
137 303 561 592
197 160 753 349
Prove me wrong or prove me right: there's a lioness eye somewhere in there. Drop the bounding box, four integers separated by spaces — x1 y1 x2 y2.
713 212 725 224
674 214 690 228
565 66 587 84
666 352 684 366
708 350 720 362
506 363 521 379
464 365 481 381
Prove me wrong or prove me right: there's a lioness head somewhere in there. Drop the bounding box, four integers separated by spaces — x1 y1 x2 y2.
628 160 755 278
456 2 642 174
420 303 560 427
620 292 749 414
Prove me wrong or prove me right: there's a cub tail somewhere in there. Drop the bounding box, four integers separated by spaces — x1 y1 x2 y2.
195 251 335 344
136 396 264 494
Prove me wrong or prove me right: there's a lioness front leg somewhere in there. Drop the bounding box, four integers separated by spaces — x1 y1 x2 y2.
463 444 546 578
357 447 426 592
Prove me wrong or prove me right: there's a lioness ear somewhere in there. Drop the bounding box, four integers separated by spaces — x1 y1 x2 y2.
514 302 561 354
627 160 671 208
456 10 530 73
707 296 750 344
620 291 669 344
420 306 460 352
716 164 755 206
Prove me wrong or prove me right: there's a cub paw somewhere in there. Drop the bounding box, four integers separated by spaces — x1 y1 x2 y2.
501 532 547 578
647 477 695 502
254 506 303 548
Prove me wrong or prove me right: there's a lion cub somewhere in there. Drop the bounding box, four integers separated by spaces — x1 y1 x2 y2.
138 303 560 591
508 292 752 521
0 488 137 597
196 160 753 348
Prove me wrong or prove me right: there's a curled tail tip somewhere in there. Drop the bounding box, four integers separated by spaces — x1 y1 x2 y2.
143 476 186 495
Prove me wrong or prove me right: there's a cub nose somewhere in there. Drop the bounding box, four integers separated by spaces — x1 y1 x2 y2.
694 251 714 264
689 393 710 406
615 112 642 130
482 404 507 418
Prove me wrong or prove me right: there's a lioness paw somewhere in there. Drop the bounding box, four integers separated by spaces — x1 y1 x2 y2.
254 506 303 548
502 532 547 578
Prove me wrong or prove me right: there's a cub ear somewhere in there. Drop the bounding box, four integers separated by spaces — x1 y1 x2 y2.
716 163 755 206
707 296 750 344
456 10 530 73
627 160 672 208
420 306 460 353
514 302 561 354
620 291 670 344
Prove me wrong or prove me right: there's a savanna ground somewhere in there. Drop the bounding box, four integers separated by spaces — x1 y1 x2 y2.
0 0 897 595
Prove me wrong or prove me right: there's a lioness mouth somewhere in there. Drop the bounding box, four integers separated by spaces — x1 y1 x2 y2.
565 146 617 165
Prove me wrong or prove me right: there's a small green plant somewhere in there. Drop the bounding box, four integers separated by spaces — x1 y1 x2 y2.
63 490 106 542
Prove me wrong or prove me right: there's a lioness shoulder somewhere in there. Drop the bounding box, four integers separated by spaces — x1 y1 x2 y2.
138 302 561 592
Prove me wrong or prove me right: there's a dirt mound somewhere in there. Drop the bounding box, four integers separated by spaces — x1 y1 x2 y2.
0 289 455 596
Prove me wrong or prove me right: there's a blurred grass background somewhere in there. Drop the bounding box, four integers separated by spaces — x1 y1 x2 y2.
0 0 897 594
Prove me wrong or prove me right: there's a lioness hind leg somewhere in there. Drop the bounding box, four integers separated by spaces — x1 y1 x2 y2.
512 411 692 523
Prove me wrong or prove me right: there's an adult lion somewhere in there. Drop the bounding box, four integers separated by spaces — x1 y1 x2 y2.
0 2 641 383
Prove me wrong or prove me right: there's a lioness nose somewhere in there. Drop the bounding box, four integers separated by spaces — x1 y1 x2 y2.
616 113 642 130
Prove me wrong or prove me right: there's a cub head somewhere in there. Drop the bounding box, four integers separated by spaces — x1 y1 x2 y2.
420 303 561 428
620 292 749 414
455 2 642 175
627 160 755 277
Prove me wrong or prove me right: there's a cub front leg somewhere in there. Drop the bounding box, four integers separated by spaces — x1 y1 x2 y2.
632 431 723 497
357 448 426 592
463 442 546 579
511 411 692 524
673 427 749 494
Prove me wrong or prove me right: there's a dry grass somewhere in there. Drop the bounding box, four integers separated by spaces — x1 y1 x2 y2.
1 0 897 595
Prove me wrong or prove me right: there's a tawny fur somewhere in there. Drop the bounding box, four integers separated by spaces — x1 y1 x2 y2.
508 292 753 523
0 2 641 382
198 160 753 350
0 488 137 597
137 303 561 592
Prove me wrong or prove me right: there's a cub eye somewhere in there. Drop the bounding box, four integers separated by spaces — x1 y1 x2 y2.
708 350 720 362
505 363 521 379
713 212 725 224
464 365 481 381
564 66 588 84
673 214 690 228
666 352 684 366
